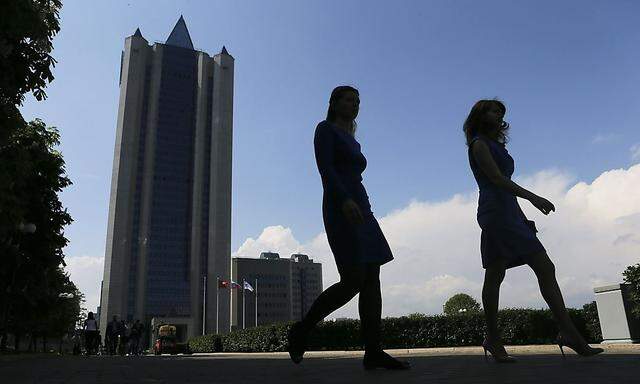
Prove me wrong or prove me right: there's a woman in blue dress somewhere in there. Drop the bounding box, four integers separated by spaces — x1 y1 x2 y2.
465 99 603 362
288 86 409 370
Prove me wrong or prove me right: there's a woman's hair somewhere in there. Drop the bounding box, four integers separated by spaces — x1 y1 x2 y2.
463 99 509 146
326 85 359 136
88 312 94 320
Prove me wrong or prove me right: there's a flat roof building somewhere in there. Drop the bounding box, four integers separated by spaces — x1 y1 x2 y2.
231 253 322 329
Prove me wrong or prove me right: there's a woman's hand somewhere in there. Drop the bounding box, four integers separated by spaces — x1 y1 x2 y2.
529 195 555 215
342 199 364 225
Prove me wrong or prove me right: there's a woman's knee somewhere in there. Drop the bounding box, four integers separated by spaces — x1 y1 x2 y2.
484 261 506 284
530 252 556 278
339 265 377 291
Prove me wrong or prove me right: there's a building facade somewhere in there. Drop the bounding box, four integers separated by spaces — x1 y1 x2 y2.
100 17 234 339
231 253 322 329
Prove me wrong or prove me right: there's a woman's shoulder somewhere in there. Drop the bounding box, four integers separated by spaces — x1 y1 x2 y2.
315 120 336 137
316 120 333 130
470 134 503 150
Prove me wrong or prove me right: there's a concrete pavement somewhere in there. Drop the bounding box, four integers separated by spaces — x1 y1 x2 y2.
1 344 638 384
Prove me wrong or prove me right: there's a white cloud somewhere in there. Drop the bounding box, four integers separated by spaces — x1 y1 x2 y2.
64 255 104 313
236 163 640 319
233 225 303 258
631 143 640 161
591 133 620 144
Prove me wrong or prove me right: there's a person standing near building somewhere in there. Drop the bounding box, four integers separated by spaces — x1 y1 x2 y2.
287 86 409 370
105 315 120 355
83 312 98 355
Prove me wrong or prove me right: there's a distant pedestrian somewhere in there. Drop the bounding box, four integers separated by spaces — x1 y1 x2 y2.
105 315 120 355
118 320 127 356
130 319 144 355
83 312 99 355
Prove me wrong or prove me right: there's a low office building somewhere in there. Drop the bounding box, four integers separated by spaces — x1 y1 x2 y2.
231 252 322 329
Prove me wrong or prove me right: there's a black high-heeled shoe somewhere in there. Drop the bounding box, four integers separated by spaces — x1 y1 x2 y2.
287 322 306 364
362 350 411 370
557 334 604 358
482 338 517 363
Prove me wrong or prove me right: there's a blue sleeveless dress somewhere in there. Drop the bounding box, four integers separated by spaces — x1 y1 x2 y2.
468 135 545 269
314 120 394 273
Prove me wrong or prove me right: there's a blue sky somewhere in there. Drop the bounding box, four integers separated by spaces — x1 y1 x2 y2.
20 0 640 313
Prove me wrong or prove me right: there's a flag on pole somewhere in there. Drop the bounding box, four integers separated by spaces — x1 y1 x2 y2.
230 280 242 289
243 280 254 292
218 279 229 288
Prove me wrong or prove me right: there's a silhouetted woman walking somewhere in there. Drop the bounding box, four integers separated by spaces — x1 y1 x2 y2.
465 99 603 362
287 86 409 370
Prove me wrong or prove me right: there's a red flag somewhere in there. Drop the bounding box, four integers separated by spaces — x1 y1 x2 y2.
218 279 229 289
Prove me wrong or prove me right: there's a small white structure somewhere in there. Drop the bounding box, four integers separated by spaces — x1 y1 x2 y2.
594 284 640 343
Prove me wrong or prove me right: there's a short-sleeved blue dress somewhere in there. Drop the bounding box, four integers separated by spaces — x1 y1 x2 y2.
314 120 394 272
468 135 546 269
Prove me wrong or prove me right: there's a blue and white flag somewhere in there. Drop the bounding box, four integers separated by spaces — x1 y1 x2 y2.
243 280 254 292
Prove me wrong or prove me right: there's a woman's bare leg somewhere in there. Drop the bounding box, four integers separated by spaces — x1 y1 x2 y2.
482 259 506 342
527 251 587 347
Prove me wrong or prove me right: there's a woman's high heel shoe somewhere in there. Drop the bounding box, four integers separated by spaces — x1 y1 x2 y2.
557 334 604 358
482 338 517 363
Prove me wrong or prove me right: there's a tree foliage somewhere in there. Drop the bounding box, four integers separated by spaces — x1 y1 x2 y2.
0 0 62 145
0 0 62 105
0 119 76 350
443 293 481 316
623 263 640 319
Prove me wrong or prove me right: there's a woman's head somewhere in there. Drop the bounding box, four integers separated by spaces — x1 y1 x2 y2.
326 85 359 135
463 99 509 145
88 312 94 320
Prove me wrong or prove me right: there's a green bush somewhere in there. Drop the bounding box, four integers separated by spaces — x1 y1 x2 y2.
188 307 602 353
623 263 640 319
581 301 602 343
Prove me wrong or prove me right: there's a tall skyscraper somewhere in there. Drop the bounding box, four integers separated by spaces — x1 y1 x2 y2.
100 17 233 339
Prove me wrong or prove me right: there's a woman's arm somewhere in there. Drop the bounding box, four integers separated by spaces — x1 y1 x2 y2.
314 124 351 203
314 124 364 224
471 139 555 215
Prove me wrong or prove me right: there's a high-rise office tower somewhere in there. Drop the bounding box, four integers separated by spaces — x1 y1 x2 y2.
100 17 233 340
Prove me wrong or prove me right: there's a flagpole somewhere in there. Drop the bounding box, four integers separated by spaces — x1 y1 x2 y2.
255 278 258 328
242 279 246 330
202 275 207 335
216 277 219 334
230 263 233 333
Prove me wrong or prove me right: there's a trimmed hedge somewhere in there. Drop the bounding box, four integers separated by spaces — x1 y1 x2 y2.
189 306 602 353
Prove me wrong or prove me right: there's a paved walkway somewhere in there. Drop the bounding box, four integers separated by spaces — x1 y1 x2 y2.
1 344 638 384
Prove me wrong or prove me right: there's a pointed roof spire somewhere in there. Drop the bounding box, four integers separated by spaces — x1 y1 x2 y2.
221 46 229 55
133 28 143 38
166 15 194 49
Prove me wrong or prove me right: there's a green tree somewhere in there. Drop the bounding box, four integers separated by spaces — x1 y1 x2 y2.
0 0 70 352
1 0 62 147
623 263 640 319
443 293 481 316
0 120 73 351
0 0 62 105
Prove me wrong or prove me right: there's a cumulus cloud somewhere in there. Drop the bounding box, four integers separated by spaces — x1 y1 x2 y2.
591 133 620 144
236 163 640 319
631 143 640 162
64 255 104 312
233 225 304 258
